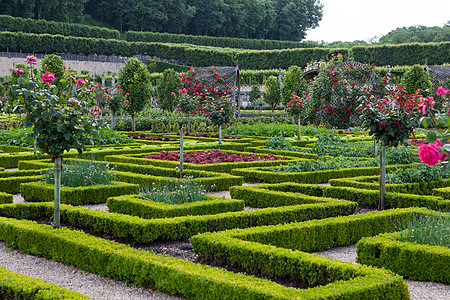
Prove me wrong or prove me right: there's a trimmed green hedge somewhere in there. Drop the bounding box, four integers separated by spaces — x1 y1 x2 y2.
0 175 42 194
0 14 120 39
107 194 244 219
329 175 450 195
350 42 450 66
231 163 413 184
105 150 300 174
0 216 339 300
20 181 139 205
123 30 319 50
190 209 435 299
0 265 89 299
16 158 244 192
230 182 450 211
0 198 355 243
356 228 450 283
0 191 12 204
432 186 450 199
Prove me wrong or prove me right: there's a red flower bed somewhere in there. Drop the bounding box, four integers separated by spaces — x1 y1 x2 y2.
128 133 177 141
142 149 288 164
177 132 242 139
409 139 428 146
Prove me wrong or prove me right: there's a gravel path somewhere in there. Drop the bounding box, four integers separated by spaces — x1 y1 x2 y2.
4 183 449 299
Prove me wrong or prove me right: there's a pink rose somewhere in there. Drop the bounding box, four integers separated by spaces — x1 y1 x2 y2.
418 144 440 166
76 78 85 86
95 84 99 88
107 96 111 100
126 93 129 96
119 89 123 92
63 65 66 70
91 87 96 91
42 71 56 83
125 100 129 104
171 92 175 96
437 86 450 96
106 89 110 93
432 139 448 161
117 85 121 88
25 55 37 65
14 68 24 76
90 106 100 116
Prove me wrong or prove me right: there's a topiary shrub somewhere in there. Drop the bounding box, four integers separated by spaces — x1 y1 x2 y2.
41 54 67 94
263 76 281 112
118 58 153 132
156 68 180 112
400 65 432 96
280 65 308 106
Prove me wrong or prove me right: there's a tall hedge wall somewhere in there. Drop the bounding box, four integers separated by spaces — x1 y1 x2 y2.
123 30 320 50
0 15 120 40
350 42 450 66
1 30 448 69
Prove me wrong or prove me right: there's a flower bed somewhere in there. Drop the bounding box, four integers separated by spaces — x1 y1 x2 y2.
128 133 177 141
183 132 242 139
143 149 288 164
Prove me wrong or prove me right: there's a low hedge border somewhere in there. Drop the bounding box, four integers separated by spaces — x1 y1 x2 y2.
231 163 413 184
0 191 12 204
0 265 89 299
229 183 357 209
0 198 356 243
0 175 42 194
246 182 450 211
0 217 325 300
329 175 450 195
190 209 434 299
104 150 301 173
432 186 450 199
107 194 244 219
356 225 450 283
20 181 139 205
243 146 319 159
16 158 243 192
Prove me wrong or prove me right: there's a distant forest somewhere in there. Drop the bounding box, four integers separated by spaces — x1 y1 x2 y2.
0 0 323 41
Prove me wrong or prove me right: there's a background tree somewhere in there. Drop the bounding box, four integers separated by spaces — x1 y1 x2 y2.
280 65 308 106
263 75 281 112
400 65 432 96
156 69 181 112
378 24 450 44
248 85 262 106
118 58 152 132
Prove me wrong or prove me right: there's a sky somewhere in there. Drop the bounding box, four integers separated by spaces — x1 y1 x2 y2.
305 0 450 43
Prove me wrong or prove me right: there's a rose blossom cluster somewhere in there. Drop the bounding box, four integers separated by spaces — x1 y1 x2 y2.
418 139 448 166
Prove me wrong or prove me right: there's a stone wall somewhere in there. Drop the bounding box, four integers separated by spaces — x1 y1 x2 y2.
0 57 124 76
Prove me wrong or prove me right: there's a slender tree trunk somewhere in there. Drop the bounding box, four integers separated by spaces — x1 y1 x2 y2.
179 129 184 175
374 140 378 158
53 156 62 228
187 114 190 133
379 142 386 210
219 125 222 144
132 115 135 132
111 112 115 130
297 117 301 141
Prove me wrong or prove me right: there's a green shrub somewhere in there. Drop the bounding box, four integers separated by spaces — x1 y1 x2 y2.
155 68 181 112
248 85 262 104
264 135 295 151
263 76 281 112
400 65 433 95
280 65 308 106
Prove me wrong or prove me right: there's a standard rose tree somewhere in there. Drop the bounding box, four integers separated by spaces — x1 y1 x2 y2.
12 55 107 227
357 85 420 210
